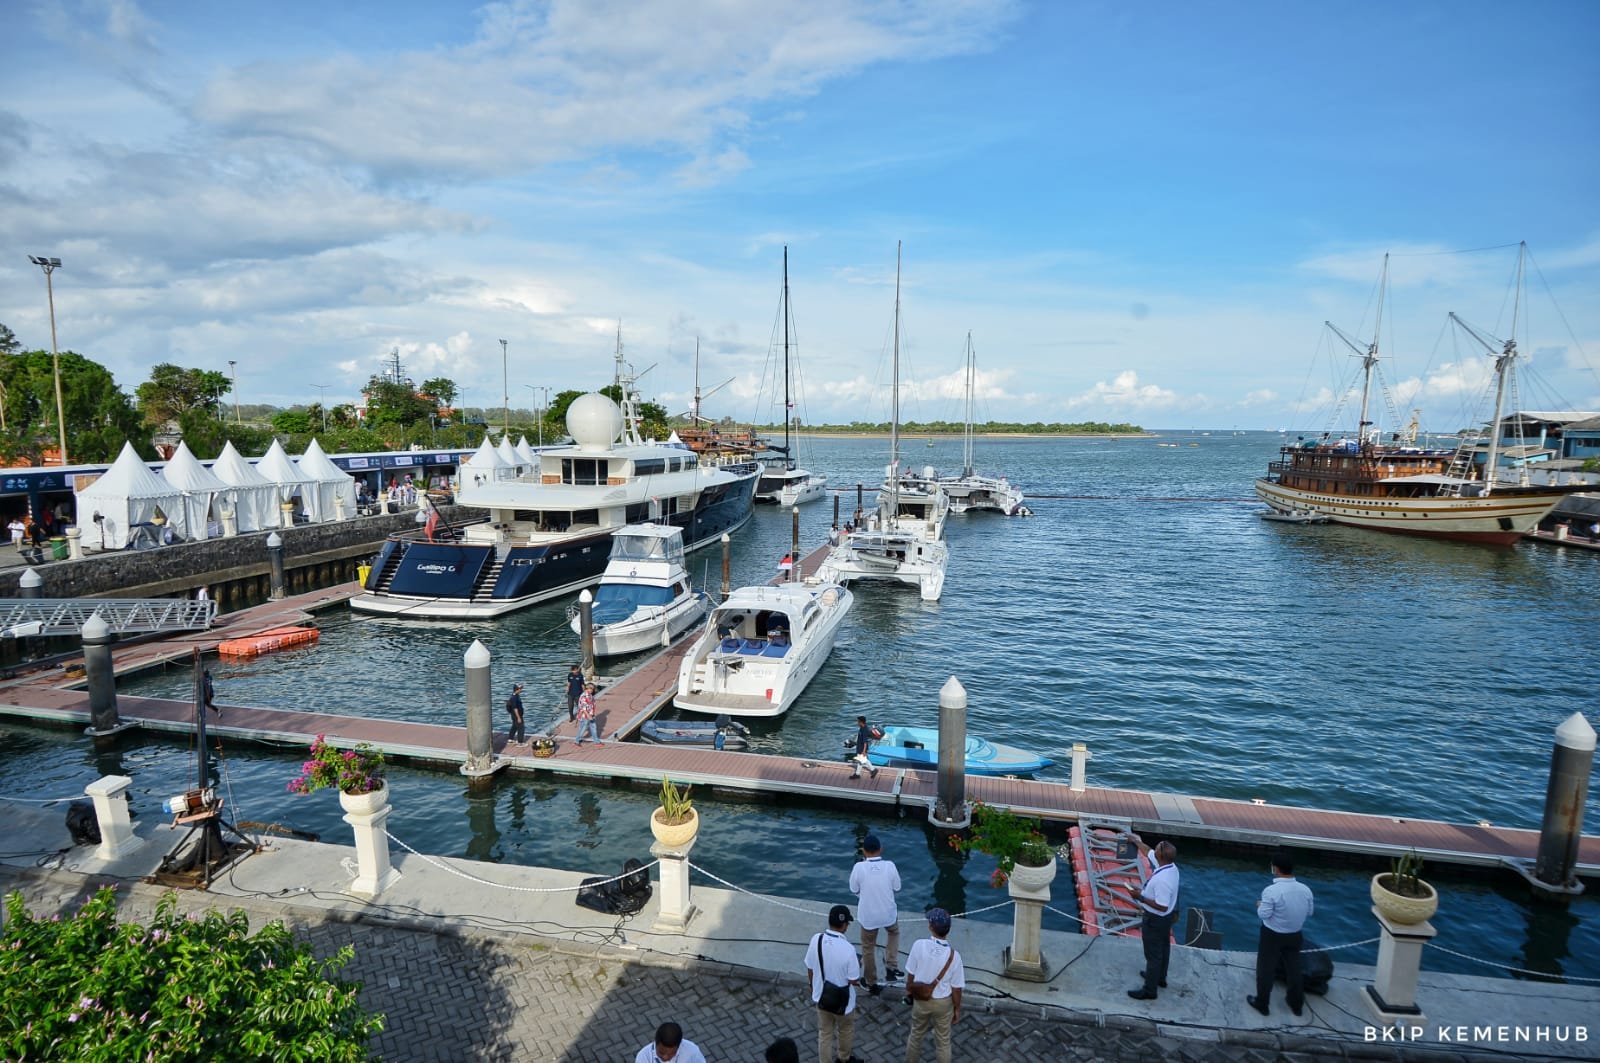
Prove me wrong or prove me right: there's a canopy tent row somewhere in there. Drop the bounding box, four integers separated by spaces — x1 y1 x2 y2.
296 439 359 523
158 441 235 541
210 441 281 533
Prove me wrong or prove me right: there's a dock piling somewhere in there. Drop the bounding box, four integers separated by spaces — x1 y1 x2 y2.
1532 712 1595 897
1070 742 1091 792
461 639 499 778
579 590 595 679
790 507 800 582
82 613 130 738
929 676 971 829
18 568 42 599
720 534 730 602
266 532 286 600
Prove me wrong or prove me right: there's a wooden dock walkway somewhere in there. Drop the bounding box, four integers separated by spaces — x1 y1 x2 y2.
3 566 1595 881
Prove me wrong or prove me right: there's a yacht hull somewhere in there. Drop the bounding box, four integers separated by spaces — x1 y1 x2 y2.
1256 477 1572 545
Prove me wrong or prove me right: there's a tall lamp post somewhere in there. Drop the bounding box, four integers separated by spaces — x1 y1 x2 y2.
312 384 330 434
499 338 510 438
524 384 550 448
28 255 68 466
228 360 239 423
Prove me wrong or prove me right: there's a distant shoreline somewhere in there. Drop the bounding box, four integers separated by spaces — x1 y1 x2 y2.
775 431 1158 440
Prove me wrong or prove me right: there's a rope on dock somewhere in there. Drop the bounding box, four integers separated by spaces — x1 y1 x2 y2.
1426 943 1600 983
386 829 658 893
690 861 1018 923
0 792 84 805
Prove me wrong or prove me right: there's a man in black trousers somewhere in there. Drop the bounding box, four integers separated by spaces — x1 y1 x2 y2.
1126 835 1180 1001
505 683 526 745
1249 849 1314 1017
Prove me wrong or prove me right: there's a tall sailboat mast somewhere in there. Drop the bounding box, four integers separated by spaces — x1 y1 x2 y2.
782 246 793 469
962 331 975 478
1355 255 1388 444
889 241 902 525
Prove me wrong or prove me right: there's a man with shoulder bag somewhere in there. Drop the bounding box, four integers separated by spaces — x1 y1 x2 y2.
803 904 862 1063
904 908 965 1063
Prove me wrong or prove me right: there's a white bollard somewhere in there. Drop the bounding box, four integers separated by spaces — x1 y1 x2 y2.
342 790 402 899
84 775 143 861
1362 910 1435 1025
651 835 698 933
1070 742 1091 792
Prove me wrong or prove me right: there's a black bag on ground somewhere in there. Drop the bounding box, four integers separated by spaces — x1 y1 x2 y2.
575 857 652 916
65 800 100 846
1276 937 1332 995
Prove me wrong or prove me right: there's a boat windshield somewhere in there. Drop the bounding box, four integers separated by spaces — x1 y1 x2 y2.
608 531 685 565
592 583 678 622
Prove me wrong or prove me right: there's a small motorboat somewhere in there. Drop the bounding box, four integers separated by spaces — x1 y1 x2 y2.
640 716 751 751
1259 509 1329 525
569 523 708 657
864 726 1052 776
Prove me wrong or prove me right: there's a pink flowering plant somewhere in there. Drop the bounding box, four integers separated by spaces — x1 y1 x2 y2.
287 734 386 796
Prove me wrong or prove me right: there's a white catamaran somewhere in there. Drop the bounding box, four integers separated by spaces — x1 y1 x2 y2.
755 246 828 507
816 242 950 601
936 331 1028 516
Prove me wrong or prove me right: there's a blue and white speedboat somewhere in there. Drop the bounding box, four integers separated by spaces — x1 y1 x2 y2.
865 726 1052 776
570 524 707 657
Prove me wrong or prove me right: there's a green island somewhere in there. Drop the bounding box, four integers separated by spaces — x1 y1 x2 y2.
755 419 1146 436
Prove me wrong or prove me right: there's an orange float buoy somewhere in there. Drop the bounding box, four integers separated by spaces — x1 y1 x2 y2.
217 626 320 659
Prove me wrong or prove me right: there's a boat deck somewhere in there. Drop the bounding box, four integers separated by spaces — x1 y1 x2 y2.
2 571 1596 879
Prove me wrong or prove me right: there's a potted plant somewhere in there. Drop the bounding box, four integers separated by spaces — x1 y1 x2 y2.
1370 850 1438 925
950 802 1056 889
650 776 699 848
288 734 388 814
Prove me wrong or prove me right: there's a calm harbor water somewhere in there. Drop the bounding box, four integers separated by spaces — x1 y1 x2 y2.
3 432 1598 984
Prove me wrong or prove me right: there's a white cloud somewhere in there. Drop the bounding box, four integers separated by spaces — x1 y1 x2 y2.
1240 389 1277 407
1066 370 1182 411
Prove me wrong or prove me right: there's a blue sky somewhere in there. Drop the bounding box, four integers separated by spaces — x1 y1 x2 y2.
3 0 1597 431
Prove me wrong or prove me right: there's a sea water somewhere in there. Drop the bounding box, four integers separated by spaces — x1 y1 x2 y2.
2 432 1597 983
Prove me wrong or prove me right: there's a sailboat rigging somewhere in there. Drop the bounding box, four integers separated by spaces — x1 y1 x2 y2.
755 246 827 506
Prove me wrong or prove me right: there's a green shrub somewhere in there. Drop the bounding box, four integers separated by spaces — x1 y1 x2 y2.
0 887 383 1062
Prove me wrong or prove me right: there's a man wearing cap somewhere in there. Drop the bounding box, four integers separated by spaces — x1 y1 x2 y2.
1126 834 1180 1001
633 1020 706 1063
850 834 902 992
904 908 965 1063
803 904 862 1063
505 683 526 745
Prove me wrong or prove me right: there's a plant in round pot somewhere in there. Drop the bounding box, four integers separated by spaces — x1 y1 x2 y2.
651 776 699 847
950 802 1056 889
1371 850 1438 924
288 734 387 813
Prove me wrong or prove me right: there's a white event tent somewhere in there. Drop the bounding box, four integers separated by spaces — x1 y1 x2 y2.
296 439 359 523
255 439 318 523
210 442 280 533
159 442 234 541
457 438 510 502
75 442 186 549
514 435 538 465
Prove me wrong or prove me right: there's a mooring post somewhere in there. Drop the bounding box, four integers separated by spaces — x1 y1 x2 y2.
1532 712 1596 895
266 532 286 600
83 775 143 861
790 506 801 581
832 493 840 532
579 589 595 680
18 568 42 599
1070 742 1091 792
929 676 971 829
720 534 731 602
461 639 500 778
66 527 82 561
82 613 131 738
856 482 864 524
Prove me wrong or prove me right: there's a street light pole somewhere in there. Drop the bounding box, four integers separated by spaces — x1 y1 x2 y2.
228 360 239 423
28 255 68 466
524 384 550 448
312 384 329 434
499 338 509 438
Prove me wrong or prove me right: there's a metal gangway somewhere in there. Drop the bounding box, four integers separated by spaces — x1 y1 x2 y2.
0 598 216 638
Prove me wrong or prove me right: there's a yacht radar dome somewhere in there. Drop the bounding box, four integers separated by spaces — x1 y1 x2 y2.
567 393 624 452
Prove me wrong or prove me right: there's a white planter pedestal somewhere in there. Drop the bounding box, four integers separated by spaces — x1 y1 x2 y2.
1362 907 1435 1026
84 775 144 861
650 834 699 934
1004 858 1058 981
340 787 402 899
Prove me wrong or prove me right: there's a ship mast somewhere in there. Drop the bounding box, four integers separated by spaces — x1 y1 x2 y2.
1450 245 1526 496
889 241 902 527
962 331 975 478
1355 255 1388 445
782 246 793 469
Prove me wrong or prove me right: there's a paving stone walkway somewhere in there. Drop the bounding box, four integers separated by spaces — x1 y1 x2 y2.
1 867 1550 1063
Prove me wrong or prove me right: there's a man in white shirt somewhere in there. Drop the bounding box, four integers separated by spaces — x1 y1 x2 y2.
849 834 902 992
1249 849 1315 1018
1126 834 1180 1001
803 904 862 1063
634 1021 706 1063
904 907 965 1063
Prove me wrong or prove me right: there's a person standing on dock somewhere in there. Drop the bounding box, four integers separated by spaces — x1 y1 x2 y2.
850 834 902 993
904 907 964 1063
1248 849 1314 1018
574 682 603 745
850 715 878 780
505 683 526 745
565 664 584 723
803 904 861 1063
1126 835 1180 1002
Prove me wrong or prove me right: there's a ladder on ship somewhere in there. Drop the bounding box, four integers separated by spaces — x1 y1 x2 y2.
0 598 217 637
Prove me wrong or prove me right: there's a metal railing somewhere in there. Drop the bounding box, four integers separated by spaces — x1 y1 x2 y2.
0 598 217 637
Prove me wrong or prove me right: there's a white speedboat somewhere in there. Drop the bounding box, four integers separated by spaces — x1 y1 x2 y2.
569 524 707 657
815 243 951 602
675 581 854 718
